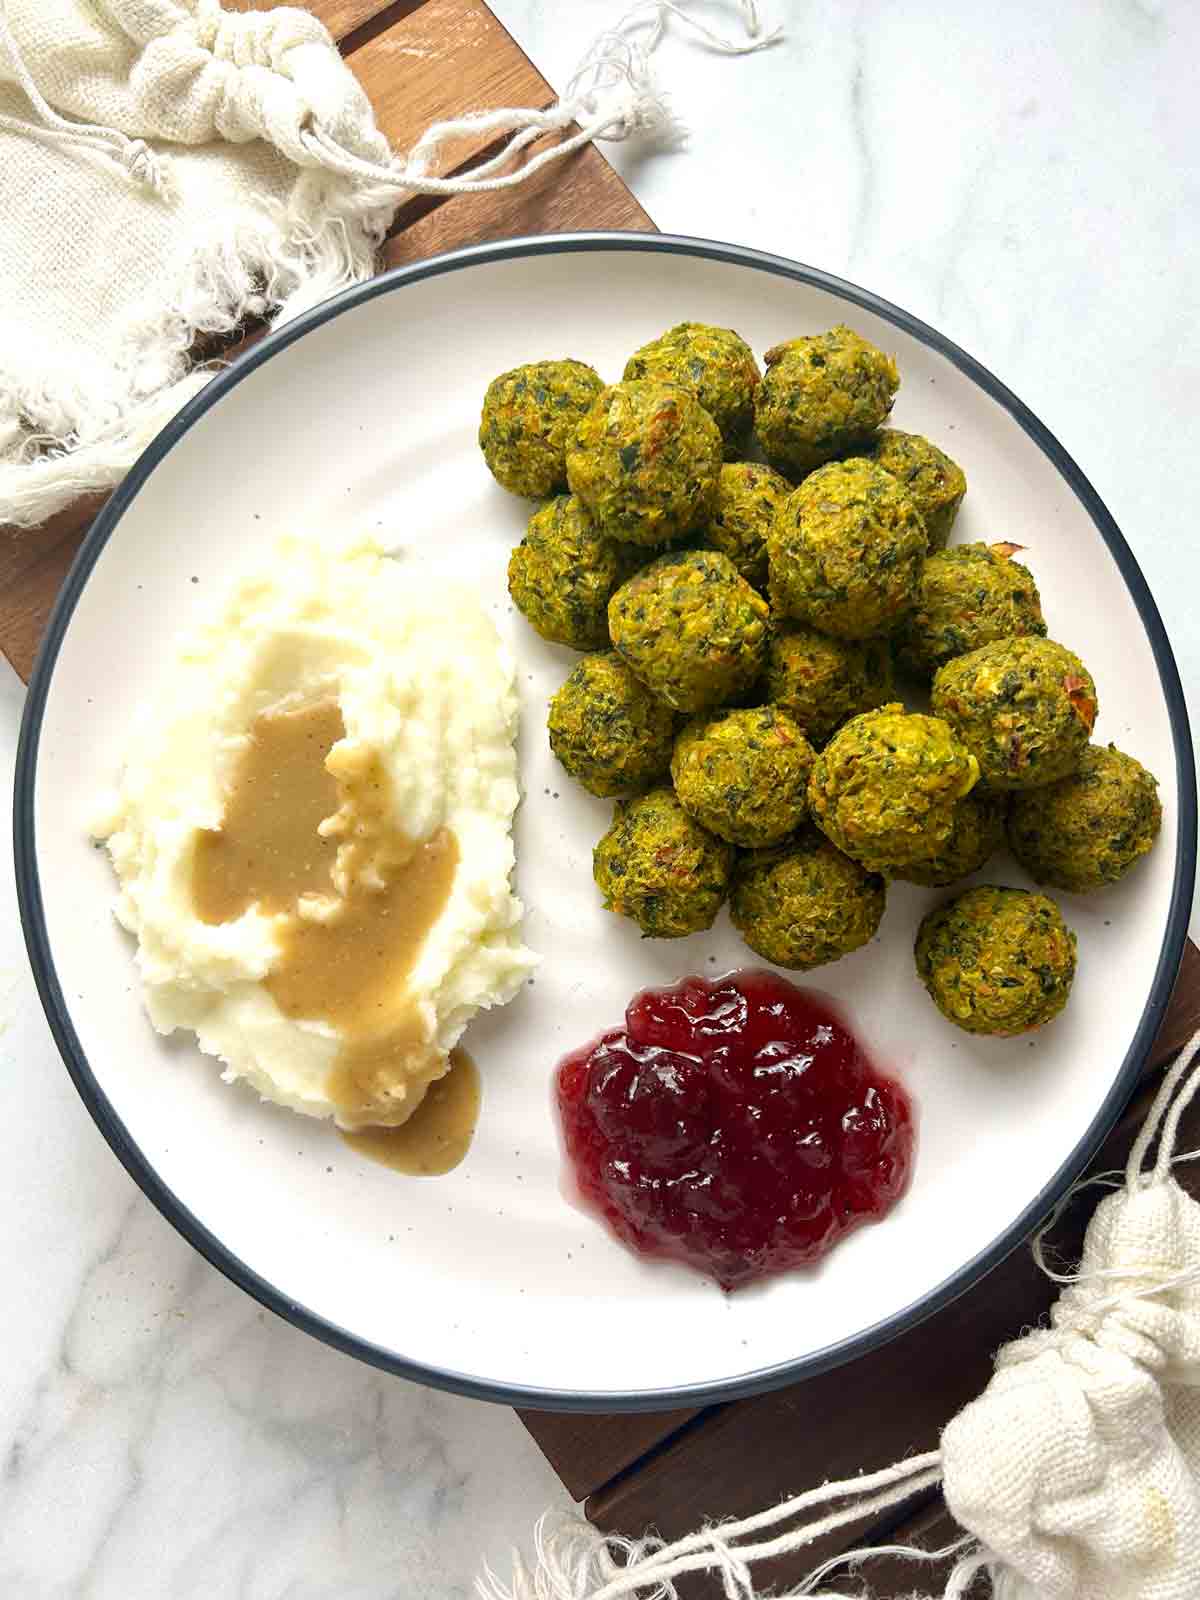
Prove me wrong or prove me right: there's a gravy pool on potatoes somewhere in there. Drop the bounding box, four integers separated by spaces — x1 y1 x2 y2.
341 1049 481 1175
191 698 478 1170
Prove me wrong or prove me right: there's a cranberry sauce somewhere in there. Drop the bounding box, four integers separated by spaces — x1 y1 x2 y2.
556 970 915 1290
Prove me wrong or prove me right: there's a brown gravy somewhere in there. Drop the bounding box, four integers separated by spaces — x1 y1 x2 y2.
192 700 343 922
339 1048 480 1175
191 699 469 1145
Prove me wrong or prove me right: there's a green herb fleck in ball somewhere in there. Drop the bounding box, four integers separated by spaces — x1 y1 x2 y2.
731 829 886 970
768 458 926 639
765 623 894 746
594 787 734 938
931 637 1098 790
808 704 980 875
700 461 791 589
1007 743 1162 892
548 652 677 798
755 325 899 478
508 495 635 650
479 359 603 498
566 379 722 546
671 705 815 848
862 428 966 551
896 542 1047 681
892 790 1007 888
608 549 770 712
624 322 760 458
915 884 1077 1035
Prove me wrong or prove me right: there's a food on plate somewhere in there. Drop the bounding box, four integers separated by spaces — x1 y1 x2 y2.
507 493 635 650
1007 744 1162 892
556 971 914 1288
548 651 677 797
593 787 734 938
755 325 899 477
862 428 967 551
479 358 603 498
730 829 885 969
671 705 814 848
915 884 1077 1035
892 790 1007 888
566 378 722 546
608 549 770 712
896 542 1047 681
93 537 535 1132
340 1048 481 1174
765 623 894 746
768 458 926 639
701 460 791 588
623 321 760 458
470 317 1154 1259
808 704 980 875
931 637 1098 790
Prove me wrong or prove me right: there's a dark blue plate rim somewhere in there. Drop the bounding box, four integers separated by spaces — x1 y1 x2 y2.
14 231 1197 1412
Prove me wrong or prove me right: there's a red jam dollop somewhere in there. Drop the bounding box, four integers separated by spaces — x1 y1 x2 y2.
556 970 915 1290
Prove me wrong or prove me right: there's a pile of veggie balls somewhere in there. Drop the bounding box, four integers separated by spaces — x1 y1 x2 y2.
479 323 1162 1038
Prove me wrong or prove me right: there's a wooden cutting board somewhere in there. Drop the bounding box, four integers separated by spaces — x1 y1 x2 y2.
524 948 1200 1596
0 0 652 685
3 8 1195 1593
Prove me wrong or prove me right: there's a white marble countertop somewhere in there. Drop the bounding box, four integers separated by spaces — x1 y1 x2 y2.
3 2 1198 1594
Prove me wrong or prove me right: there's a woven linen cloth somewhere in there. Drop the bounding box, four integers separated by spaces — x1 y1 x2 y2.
480 1046 1200 1600
940 1174 1200 1600
0 0 781 529
0 0 397 526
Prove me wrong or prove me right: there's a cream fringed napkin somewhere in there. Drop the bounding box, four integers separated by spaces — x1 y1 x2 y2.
481 1031 1200 1600
0 0 400 527
0 0 780 530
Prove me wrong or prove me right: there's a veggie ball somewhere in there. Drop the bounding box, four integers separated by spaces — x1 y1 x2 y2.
755 325 899 478
508 495 635 650
892 790 1008 888
1007 743 1162 892
931 637 1098 790
766 623 894 746
623 322 760 458
895 542 1047 681
566 379 722 546
594 787 734 938
915 884 1077 1035
808 704 980 876
863 429 967 551
479 359 603 498
548 652 676 798
769 458 926 639
671 706 815 848
608 549 769 713
731 828 886 971
702 461 792 589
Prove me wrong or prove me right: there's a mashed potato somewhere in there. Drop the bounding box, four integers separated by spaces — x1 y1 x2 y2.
93 536 536 1130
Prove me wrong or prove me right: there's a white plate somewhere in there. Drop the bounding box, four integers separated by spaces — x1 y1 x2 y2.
16 235 1196 1409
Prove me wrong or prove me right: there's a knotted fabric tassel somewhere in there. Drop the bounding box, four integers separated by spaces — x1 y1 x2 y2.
479 1024 1200 1600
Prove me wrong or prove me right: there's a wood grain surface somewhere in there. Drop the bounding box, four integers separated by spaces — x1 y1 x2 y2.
2 7 1195 1590
521 939 1200 1503
223 0 399 32
0 0 648 684
353 0 544 164
386 141 650 267
555 944 1200 1598
587 1075 1200 1600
